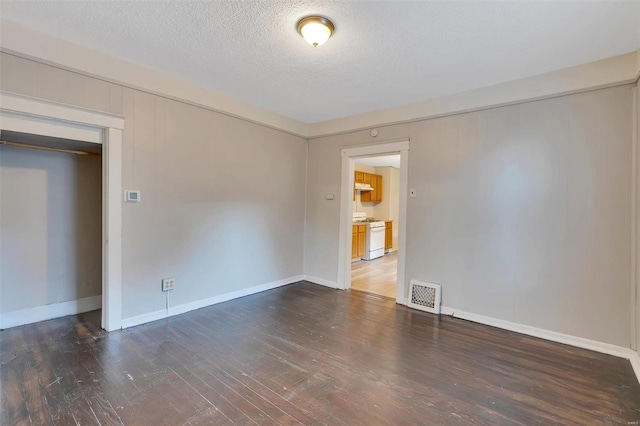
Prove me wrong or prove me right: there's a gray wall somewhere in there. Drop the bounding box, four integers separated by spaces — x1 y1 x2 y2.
305 85 633 347
0 52 307 320
0 145 102 313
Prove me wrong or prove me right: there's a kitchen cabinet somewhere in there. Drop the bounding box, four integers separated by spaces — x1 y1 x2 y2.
361 173 382 203
372 174 383 202
352 224 366 259
360 180 371 202
354 171 364 201
385 221 393 251
352 228 358 259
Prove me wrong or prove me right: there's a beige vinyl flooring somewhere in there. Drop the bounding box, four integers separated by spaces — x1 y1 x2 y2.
350 251 397 298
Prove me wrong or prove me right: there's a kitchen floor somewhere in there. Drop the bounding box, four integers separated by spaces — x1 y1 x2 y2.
351 251 397 298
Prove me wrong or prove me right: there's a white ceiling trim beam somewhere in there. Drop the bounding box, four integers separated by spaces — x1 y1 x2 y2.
0 19 309 138
308 50 640 138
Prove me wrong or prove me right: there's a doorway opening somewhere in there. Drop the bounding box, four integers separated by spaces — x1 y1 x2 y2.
350 155 400 298
337 140 410 304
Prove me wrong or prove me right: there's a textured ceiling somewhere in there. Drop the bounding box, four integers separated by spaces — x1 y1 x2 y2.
1 1 639 124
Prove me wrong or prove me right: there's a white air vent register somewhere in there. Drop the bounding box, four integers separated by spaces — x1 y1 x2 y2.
408 280 442 314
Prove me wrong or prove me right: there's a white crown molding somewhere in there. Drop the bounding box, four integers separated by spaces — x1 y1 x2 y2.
121 275 304 329
0 19 309 138
309 50 640 138
0 295 102 329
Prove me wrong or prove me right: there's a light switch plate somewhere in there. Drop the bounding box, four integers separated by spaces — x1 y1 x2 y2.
409 188 416 198
125 190 141 203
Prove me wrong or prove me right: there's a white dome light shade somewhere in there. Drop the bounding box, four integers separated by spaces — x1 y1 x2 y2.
297 16 335 47
301 22 331 47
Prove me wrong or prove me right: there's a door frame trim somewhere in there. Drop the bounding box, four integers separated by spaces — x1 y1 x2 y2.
0 91 124 331
337 139 410 304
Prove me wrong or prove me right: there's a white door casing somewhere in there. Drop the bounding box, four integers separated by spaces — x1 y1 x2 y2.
338 139 410 304
0 91 124 331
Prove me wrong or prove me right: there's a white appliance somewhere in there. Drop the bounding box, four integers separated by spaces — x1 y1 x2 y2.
363 221 386 260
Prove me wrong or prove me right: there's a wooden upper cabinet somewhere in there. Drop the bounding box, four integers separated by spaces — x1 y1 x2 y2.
355 171 383 203
360 183 371 202
354 171 364 201
371 174 382 203
362 173 382 203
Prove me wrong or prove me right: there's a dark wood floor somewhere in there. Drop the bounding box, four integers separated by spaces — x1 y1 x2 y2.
1 282 639 425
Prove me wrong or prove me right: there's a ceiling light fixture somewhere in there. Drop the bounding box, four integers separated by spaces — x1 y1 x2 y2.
297 16 335 47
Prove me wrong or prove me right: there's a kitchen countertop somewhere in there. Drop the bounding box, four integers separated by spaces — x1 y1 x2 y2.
353 219 392 223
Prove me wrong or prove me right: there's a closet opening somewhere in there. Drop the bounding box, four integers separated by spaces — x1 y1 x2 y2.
0 130 103 329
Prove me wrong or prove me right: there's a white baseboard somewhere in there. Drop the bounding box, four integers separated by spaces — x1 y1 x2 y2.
0 295 102 329
121 275 304 329
441 305 640 383
120 309 168 329
303 275 338 289
630 351 640 384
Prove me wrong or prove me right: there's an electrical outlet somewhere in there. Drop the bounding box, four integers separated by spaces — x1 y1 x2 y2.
162 278 175 292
